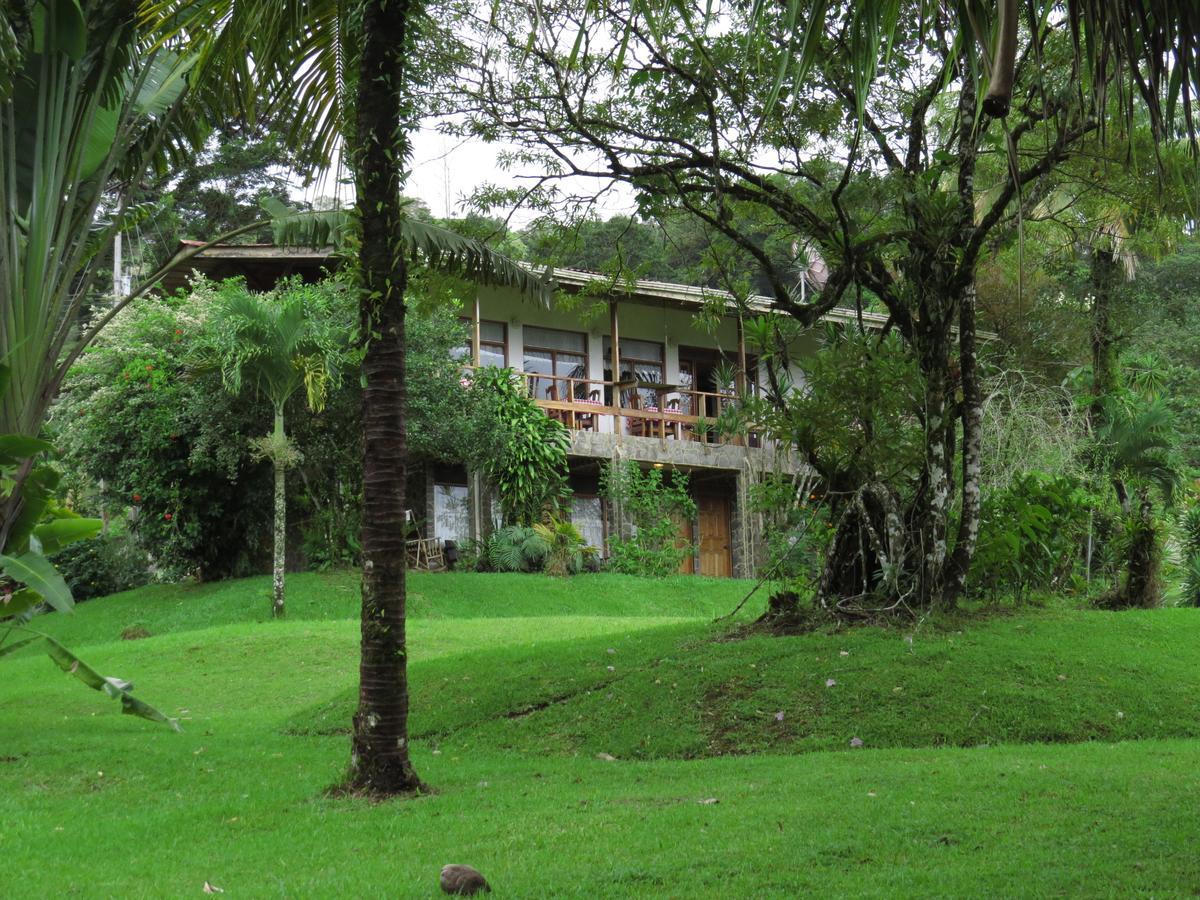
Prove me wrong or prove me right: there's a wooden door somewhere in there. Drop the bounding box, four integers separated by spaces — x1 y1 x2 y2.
672 511 695 574
697 495 732 577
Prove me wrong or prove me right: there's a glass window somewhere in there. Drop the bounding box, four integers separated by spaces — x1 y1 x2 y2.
619 338 663 362
479 343 506 368
523 327 587 400
457 318 507 368
572 495 605 555
433 483 470 544
480 321 505 343
603 336 665 407
525 326 585 353
452 317 472 361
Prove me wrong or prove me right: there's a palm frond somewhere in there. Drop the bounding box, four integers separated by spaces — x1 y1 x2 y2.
262 199 556 306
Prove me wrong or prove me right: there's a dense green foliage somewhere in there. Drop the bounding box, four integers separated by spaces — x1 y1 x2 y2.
54 276 499 579
602 462 696 577
971 474 1092 600
470 366 571 525
50 533 149 602
55 280 275 579
533 516 594 576
482 525 549 573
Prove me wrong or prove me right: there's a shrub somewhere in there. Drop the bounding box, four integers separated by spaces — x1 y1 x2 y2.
51 534 150 602
1181 504 1200 607
470 367 571 525
483 525 549 572
970 472 1092 600
532 517 594 576
601 462 696 577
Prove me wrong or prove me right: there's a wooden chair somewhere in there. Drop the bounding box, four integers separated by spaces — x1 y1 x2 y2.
544 383 570 425
627 391 661 438
662 397 684 441
404 510 445 570
575 388 600 431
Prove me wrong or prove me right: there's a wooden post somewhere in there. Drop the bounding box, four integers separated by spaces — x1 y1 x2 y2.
735 314 747 447
472 293 482 366
736 314 747 395
610 299 622 439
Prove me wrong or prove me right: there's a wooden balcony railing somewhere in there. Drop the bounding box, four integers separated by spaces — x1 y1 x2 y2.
464 367 755 447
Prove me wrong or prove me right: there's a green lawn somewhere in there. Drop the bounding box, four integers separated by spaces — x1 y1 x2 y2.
3 571 1200 897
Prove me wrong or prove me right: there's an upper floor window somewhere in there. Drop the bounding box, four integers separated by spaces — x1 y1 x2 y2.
523 326 587 400
454 318 508 368
603 336 665 407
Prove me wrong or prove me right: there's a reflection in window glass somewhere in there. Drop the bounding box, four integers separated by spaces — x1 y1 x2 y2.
479 344 506 368
433 484 469 544
523 327 587 400
602 336 665 407
572 495 605 554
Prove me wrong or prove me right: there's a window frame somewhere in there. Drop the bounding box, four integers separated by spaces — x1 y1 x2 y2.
458 316 508 367
522 325 588 399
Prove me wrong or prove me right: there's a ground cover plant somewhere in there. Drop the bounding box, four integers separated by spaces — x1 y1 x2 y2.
4 572 1200 896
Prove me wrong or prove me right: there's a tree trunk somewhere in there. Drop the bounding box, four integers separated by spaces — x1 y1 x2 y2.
272 406 286 618
1089 247 1120 430
345 0 424 797
816 45 984 614
1100 488 1163 610
947 280 984 603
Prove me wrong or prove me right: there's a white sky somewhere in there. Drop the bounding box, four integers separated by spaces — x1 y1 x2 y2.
299 123 636 229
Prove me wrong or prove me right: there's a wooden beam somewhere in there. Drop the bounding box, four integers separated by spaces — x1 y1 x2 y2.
736 314 747 395
472 293 482 366
610 299 622 440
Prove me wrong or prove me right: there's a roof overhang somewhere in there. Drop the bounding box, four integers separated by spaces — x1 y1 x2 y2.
157 245 995 340
158 242 335 295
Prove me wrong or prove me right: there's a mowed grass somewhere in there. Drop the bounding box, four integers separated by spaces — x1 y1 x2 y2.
4 571 1200 896
32 570 750 648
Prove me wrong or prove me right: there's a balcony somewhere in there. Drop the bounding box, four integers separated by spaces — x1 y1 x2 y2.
465 366 757 449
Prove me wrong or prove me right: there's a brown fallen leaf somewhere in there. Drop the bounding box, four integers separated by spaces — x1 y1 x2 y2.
202 881 224 894
698 797 719 805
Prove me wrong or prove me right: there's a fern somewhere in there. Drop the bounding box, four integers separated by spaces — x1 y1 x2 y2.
485 525 549 573
1181 506 1200 606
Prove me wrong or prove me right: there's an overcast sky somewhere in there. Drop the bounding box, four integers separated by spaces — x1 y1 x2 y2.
404 122 637 227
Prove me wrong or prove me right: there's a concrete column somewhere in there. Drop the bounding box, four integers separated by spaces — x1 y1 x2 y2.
468 470 485 542
732 461 756 578
424 463 437 537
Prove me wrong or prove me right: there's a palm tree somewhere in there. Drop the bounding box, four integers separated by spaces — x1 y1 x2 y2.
150 0 553 795
1092 394 1181 608
5 1 548 792
200 282 344 618
0 1 329 550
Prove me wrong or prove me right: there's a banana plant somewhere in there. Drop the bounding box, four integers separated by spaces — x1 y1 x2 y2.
0 2 205 551
0 425 178 730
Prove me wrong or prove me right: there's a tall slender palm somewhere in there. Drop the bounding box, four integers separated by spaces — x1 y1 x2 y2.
4 0 547 793
150 0 551 794
202 283 343 618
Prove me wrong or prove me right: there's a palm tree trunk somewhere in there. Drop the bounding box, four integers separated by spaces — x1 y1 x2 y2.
1089 247 1120 429
272 406 286 618
345 0 424 796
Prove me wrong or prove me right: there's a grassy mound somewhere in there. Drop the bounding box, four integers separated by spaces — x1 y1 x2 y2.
6 573 1200 896
287 608 1200 758
32 569 751 649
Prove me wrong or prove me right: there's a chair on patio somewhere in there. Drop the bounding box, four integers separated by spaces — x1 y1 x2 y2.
575 388 601 431
627 391 660 438
662 396 685 441
544 383 571 425
404 510 445 570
